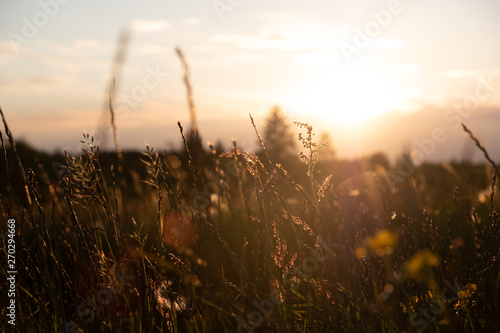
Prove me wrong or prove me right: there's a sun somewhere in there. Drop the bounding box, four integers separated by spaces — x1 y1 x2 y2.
289 66 406 126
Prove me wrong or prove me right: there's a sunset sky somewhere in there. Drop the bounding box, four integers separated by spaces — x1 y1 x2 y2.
1 0 499 161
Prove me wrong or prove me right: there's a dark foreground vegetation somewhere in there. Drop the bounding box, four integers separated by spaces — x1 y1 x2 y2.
0 106 499 332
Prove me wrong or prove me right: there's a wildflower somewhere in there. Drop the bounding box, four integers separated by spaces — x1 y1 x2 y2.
317 174 333 201
365 229 398 257
466 283 477 293
404 249 440 280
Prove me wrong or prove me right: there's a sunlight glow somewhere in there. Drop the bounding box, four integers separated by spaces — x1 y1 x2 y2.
291 66 409 126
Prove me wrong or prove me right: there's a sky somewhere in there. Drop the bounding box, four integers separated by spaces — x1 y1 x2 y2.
1 0 500 162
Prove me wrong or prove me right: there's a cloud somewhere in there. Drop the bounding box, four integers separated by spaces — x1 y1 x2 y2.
0 75 70 89
210 33 336 51
210 33 403 52
183 17 201 27
74 39 100 49
135 44 172 55
131 20 170 33
446 69 482 79
212 52 267 65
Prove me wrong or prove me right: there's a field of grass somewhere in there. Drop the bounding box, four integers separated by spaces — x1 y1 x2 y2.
0 101 499 332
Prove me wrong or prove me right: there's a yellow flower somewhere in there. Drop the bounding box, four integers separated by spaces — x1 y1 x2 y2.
467 283 477 293
404 249 440 280
365 229 398 257
458 283 477 300
457 290 470 299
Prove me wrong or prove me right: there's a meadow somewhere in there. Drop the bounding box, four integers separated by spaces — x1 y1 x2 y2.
0 96 499 333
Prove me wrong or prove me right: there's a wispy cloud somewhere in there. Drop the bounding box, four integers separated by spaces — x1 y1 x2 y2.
210 33 336 51
183 17 201 27
210 33 403 52
0 75 71 90
135 44 172 55
131 20 170 33
74 39 101 49
446 69 484 79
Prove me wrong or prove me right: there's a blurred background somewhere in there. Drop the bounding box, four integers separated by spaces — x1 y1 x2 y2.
1 0 499 162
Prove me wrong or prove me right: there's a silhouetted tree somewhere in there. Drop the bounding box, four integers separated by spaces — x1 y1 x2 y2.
262 106 296 163
369 152 390 170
